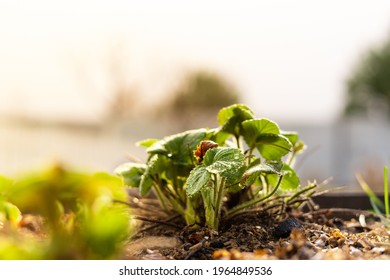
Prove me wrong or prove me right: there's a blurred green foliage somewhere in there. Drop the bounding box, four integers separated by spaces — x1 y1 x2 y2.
0 176 22 227
160 71 240 129
170 71 239 111
345 36 390 118
0 165 131 259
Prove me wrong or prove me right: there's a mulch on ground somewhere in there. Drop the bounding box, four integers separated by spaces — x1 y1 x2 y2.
123 202 390 260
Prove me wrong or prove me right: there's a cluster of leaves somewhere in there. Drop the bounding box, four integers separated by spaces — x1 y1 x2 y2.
0 165 131 259
116 104 314 231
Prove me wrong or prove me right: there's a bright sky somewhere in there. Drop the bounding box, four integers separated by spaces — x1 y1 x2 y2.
1 0 390 124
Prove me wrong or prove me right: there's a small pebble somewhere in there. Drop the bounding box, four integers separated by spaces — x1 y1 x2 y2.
355 238 374 250
314 239 326 247
273 217 303 238
328 237 338 248
209 240 224 249
371 247 386 253
337 238 346 247
349 247 363 257
320 234 327 241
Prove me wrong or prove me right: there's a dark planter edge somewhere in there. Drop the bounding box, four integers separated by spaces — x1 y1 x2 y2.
312 194 384 210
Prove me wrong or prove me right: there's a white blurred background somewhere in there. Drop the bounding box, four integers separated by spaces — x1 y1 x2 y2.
1 0 390 192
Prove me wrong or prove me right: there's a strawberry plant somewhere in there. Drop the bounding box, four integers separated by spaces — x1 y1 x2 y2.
116 104 313 231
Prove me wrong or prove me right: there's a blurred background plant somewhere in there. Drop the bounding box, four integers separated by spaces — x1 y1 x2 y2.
156 70 240 130
344 37 390 120
0 165 131 259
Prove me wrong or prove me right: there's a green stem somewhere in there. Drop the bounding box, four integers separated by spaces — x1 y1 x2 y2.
154 182 185 215
235 135 241 149
214 177 226 231
246 147 255 166
285 183 317 204
172 176 185 205
260 175 269 195
226 174 284 218
287 151 296 167
213 174 219 209
168 196 185 216
384 166 389 218
153 183 169 211
201 188 214 229
184 196 200 225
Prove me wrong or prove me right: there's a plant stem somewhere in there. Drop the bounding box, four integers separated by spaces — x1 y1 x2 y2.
154 182 185 216
235 135 241 149
201 187 214 229
285 183 317 204
384 166 389 218
214 176 226 231
287 151 296 167
260 175 269 194
184 196 199 225
153 183 169 211
172 176 185 204
246 147 255 166
213 174 218 209
226 174 284 218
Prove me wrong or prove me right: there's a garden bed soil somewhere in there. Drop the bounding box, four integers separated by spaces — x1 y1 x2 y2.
122 198 390 260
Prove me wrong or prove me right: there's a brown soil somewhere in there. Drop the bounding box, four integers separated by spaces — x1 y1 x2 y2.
122 201 390 260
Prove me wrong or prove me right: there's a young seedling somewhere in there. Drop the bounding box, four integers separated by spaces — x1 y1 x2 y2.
116 104 310 231
356 165 390 227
